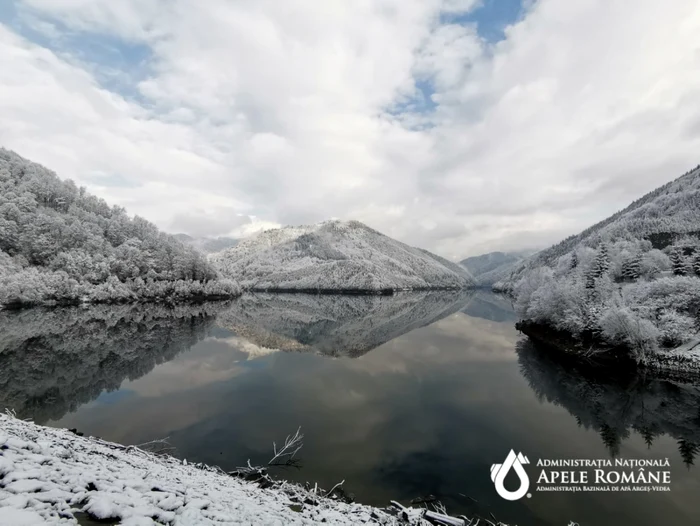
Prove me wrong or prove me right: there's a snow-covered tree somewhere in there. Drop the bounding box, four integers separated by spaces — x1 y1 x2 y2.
670 248 687 276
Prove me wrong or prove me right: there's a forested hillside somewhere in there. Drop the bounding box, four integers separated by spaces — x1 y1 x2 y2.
500 164 700 368
0 149 240 307
211 220 474 292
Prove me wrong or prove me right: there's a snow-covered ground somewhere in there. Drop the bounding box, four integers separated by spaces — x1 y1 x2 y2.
0 414 461 525
210 220 474 292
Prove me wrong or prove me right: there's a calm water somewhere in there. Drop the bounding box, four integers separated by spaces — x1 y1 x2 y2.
1 292 699 526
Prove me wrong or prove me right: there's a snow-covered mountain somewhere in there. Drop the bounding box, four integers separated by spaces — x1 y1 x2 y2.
460 250 533 287
500 163 700 370
211 220 474 292
217 290 474 358
460 251 522 276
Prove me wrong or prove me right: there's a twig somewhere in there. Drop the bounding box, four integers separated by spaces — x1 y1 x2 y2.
325 479 345 498
268 427 304 466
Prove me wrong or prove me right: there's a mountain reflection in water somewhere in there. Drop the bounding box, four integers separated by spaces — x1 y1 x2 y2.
0 291 697 526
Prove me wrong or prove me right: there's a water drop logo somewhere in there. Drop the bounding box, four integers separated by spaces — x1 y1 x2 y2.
490 450 531 501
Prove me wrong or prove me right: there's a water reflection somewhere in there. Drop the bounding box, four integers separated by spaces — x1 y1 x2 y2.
0 303 228 423
517 339 700 465
0 290 475 423
218 290 475 357
0 292 698 526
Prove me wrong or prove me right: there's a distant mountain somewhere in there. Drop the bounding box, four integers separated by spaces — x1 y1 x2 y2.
174 234 239 253
501 163 700 371
460 251 522 276
217 290 474 358
211 220 475 292
459 250 533 287
0 148 240 307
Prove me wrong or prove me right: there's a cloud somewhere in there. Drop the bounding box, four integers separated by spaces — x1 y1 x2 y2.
1 0 699 259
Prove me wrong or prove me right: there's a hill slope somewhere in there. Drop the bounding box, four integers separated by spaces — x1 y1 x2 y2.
211 220 474 292
460 250 531 287
460 251 522 276
0 148 240 307
501 164 700 370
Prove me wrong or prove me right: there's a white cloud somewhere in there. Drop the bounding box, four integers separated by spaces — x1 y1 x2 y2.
1 0 699 258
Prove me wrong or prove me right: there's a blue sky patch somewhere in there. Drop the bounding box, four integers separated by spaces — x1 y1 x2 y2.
445 0 526 43
0 1 152 104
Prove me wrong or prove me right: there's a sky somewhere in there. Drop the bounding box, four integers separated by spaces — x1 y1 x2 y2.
0 0 699 260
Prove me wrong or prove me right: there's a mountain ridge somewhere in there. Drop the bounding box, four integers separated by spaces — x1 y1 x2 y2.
211 219 475 292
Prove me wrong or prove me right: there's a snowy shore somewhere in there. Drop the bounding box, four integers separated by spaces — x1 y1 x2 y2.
515 320 700 377
0 414 480 525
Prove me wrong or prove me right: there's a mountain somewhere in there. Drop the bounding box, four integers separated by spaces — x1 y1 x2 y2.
459 250 533 287
211 220 475 292
217 290 474 358
0 148 240 307
174 234 239 253
460 251 522 276
501 163 700 371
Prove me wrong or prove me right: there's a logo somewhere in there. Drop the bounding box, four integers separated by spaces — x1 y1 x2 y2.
491 450 531 500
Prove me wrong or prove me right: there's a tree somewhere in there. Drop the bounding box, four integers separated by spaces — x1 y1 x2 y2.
593 244 611 278
670 248 687 275
621 253 641 281
599 422 621 458
570 251 579 270
639 427 656 449
678 439 700 468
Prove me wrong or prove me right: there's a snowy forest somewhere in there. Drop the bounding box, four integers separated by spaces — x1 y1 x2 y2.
498 164 700 365
0 149 240 307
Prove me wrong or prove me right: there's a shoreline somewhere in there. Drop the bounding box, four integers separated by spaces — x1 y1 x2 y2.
0 414 495 526
516 320 700 378
0 287 473 311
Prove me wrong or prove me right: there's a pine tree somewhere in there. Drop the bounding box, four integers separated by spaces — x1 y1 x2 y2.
639 427 655 449
678 439 700 468
599 423 621 458
622 253 641 281
671 248 687 276
593 244 610 278
693 254 700 276
570 252 579 270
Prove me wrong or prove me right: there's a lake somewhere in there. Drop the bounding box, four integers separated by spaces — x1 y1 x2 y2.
1 291 698 526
